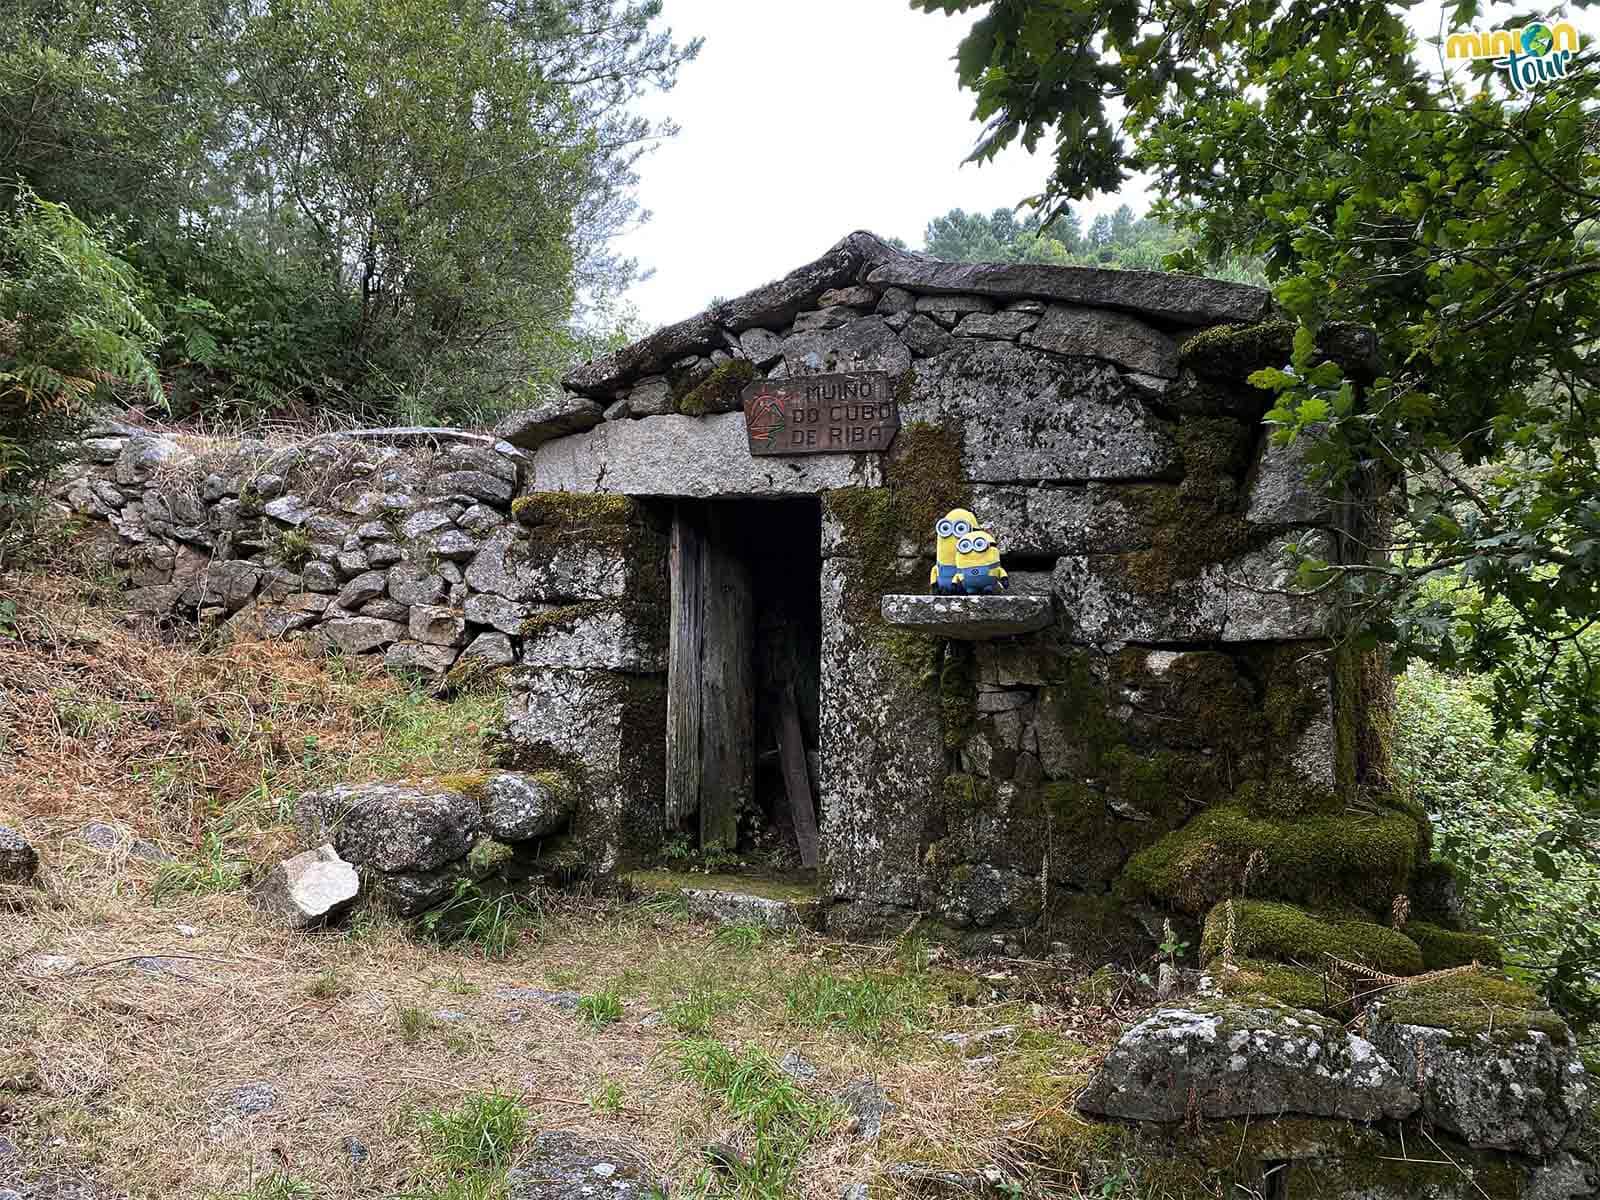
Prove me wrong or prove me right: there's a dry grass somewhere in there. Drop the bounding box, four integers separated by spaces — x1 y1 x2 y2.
0 555 1135 1200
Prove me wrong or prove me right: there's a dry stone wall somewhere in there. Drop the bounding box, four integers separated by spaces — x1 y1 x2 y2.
54 424 671 874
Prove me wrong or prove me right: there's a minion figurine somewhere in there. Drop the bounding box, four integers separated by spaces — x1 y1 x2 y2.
930 508 977 593
954 528 1008 594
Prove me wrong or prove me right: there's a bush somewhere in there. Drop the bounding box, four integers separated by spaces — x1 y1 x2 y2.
1394 664 1600 1022
0 189 161 534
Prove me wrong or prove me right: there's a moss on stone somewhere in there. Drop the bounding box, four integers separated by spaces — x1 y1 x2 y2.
1335 640 1397 797
941 772 988 815
529 768 577 810
821 419 965 684
434 770 493 801
1118 803 1422 917
466 837 515 875
1199 899 1424 976
510 492 637 528
1116 416 1255 593
940 642 977 751
1410 858 1465 927
624 868 818 903
1405 921 1504 971
675 358 756 416
1379 970 1571 1043
518 601 610 640
1208 957 1335 1013
1179 320 1297 379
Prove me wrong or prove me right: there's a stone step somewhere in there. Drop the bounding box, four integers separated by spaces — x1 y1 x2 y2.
626 869 823 931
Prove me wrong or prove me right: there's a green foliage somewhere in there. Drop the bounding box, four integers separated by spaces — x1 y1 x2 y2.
672 1038 838 1199
150 828 246 902
1 0 698 426
922 0 1600 818
576 987 624 1027
1394 664 1598 1020
1199 899 1424 976
417 880 536 960
0 188 160 530
921 203 1260 280
420 1091 528 1172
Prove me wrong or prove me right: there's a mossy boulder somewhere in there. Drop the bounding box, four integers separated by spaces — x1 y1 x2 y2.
1205 957 1334 1014
1406 921 1504 971
1374 971 1570 1043
1369 971 1589 1155
1077 999 1418 1122
1118 803 1422 917
1199 899 1424 977
510 492 637 528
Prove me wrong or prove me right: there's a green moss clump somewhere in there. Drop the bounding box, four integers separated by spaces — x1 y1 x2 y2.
466 837 514 875
1208 957 1334 1013
1116 416 1255 592
1118 803 1422 917
624 868 819 904
676 358 757 416
510 492 636 528
435 770 493 801
939 642 977 751
519 601 609 640
1404 921 1504 970
1199 899 1424 976
529 768 577 810
821 419 964 677
1178 320 1296 379
1379 970 1571 1043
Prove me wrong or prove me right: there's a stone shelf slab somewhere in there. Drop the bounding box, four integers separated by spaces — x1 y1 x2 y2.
880 593 1053 640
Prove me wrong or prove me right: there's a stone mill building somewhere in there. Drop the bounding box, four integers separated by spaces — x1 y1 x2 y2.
489 230 1397 949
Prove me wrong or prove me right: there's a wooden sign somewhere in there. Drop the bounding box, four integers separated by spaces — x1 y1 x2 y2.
741 372 899 456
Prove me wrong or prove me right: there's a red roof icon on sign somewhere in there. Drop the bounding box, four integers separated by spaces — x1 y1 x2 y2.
747 393 786 444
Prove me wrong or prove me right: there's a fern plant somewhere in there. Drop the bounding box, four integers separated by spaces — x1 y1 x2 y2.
0 187 163 535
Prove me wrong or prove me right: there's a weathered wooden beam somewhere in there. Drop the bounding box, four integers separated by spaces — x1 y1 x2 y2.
777 681 819 869
665 502 704 833
699 506 753 853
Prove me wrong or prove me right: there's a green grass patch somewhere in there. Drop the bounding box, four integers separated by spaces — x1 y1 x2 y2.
397 1005 433 1043
673 1038 838 1198
417 880 538 960
783 966 938 1042
420 1091 528 1172
577 987 624 1028
227 1175 315 1200
151 829 246 902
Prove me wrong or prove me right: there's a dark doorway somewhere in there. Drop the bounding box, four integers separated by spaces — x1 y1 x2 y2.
665 498 822 865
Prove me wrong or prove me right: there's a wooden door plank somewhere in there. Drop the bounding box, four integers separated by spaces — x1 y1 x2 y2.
665 502 704 833
699 506 752 853
777 681 819 869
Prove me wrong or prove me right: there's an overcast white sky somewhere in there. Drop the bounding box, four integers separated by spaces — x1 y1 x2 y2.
612 1 1598 328
610 1 1149 328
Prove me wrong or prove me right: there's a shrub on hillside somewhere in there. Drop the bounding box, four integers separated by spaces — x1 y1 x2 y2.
1394 663 1599 1023
0 189 161 544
